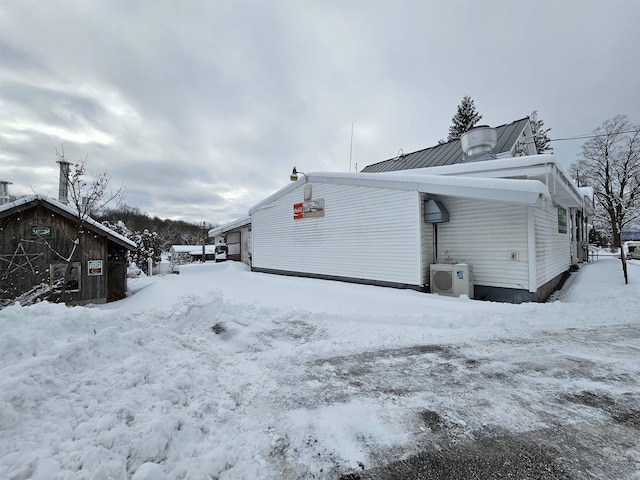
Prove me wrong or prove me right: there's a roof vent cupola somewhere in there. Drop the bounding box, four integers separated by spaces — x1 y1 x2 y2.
461 125 498 161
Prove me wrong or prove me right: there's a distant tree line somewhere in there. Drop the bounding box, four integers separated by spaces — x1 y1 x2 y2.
95 205 218 273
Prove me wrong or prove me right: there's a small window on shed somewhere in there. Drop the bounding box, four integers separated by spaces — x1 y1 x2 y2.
50 262 81 292
557 207 567 234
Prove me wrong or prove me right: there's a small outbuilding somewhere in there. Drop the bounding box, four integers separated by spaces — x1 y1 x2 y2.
0 195 136 306
208 216 251 265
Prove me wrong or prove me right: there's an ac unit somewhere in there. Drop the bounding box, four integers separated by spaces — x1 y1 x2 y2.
430 263 474 298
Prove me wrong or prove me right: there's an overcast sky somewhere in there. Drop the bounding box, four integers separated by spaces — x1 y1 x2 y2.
1 1 639 225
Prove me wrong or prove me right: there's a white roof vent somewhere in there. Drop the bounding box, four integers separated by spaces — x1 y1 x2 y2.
461 125 498 157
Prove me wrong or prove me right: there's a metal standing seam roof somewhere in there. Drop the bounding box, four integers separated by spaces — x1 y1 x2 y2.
361 117 530 173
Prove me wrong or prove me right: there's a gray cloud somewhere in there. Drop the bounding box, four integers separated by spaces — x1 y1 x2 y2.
1 0 639 224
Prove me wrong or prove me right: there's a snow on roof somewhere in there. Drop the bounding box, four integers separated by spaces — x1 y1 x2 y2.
391 153 559 177
171 245 202 254
249 170 550 215
208 215 250 238
0 194 136 249
383 154 588 208
188 246 215 255
579 186 594 200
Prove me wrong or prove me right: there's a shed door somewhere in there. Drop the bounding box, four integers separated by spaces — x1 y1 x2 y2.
226 231 241 261
107 247 127 302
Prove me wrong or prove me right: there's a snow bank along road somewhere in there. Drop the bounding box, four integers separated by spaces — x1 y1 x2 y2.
0 259 639 479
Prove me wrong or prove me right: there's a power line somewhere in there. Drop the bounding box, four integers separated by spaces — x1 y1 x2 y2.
550 129 639 143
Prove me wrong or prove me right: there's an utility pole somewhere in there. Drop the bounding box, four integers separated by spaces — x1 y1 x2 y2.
202 222 206 263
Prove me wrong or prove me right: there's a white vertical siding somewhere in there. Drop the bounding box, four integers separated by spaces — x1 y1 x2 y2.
436 198 530 290
241 227 251 265
534 203 571 287
526 207 537 292
252 183 422 286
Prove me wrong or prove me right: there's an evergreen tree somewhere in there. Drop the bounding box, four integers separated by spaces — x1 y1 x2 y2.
101 221 162 274
130 229 162 274
447 95 482 141
530 110 552 154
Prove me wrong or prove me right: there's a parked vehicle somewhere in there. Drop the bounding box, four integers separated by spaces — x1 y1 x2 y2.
215 243 228 262
626 241 640 260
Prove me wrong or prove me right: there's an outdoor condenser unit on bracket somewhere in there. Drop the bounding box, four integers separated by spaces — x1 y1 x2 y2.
429 263 474 298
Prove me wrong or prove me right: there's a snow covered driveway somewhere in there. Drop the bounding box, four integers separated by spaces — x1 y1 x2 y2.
1 259 639 479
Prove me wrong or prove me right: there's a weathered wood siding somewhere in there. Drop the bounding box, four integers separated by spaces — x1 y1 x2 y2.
252 183 423 287
0 204 121 304
435 198 530 290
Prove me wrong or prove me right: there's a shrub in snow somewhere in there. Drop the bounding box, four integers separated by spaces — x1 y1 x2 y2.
127 262 143 278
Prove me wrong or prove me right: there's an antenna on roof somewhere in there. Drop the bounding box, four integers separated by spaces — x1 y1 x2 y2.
349 122 354 172
394 148 404 161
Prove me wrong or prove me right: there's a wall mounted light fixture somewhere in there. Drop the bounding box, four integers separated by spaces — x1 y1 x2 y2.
290 166 307 182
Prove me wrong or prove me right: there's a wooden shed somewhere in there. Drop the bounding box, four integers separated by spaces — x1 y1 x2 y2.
0 195 136 306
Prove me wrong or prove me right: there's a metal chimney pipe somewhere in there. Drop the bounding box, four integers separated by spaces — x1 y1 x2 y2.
0 180 12 205
57 160 71 204
461 126 498 157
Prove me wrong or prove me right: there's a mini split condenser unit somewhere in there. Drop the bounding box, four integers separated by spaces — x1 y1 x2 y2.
430 264 474 298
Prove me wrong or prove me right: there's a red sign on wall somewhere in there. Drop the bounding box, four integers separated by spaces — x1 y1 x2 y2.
293 202 304 220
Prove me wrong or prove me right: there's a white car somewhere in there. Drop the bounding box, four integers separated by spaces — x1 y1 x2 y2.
214 243 228 262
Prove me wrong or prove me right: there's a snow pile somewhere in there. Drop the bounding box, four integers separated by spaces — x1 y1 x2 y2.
1 259 639 479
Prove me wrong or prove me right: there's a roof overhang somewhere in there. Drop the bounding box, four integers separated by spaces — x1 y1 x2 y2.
394 155 587 209
0 195 136 250
208 215 251 238
249 171 550 215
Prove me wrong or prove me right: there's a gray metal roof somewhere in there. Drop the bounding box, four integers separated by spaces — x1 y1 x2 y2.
362 117 530 173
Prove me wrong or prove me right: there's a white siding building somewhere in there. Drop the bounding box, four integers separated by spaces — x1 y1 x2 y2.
247 158 589 302
238 123 594 303
208 216 252 265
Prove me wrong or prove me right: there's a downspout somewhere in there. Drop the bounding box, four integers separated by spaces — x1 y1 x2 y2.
433 223 438 265
527 206 537 293
416 192 423 288
570 208 578 266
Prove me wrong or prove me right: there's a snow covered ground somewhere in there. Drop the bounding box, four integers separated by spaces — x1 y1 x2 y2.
1 256 639 479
